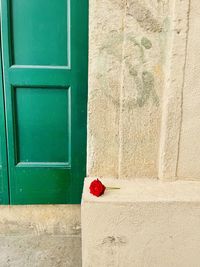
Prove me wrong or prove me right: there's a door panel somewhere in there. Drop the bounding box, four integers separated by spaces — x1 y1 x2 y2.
15 87 70 164
11 0 69 66
0 47 9 204
0 0 88 204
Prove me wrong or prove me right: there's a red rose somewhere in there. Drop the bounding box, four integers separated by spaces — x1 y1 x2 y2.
89 179 106 197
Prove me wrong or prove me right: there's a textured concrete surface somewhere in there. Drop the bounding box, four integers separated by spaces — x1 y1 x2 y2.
82 178 200 267
88 0 200 181
87 0 125 178
88 0 171 179
119 0 168 178
0 205 81 267
159 0 200 181
158 0 191 180
177 0 200 179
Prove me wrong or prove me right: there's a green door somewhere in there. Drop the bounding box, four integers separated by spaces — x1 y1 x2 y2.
0 0 88 204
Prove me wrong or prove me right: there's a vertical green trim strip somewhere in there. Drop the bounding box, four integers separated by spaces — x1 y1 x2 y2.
67 0 88 203
0 12 9 203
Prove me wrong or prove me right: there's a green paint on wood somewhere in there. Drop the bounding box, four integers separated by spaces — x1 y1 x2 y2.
0 47 9 204
0 0 88 204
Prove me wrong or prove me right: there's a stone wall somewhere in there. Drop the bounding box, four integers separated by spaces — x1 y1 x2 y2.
88 0 171 179
86 1 200 266
175 0 200 179
88 0 200 181
82 178 200 267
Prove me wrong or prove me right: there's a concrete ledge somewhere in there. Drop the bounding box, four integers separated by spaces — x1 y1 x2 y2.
82 178 200 267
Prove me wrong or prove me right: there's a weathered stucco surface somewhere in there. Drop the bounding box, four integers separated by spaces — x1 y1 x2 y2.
0 206 81 267
88 0 171 179
159 0 200 180
88 0 125 178
88 0 200 181
83 1 200 265
177 0 200 179
119 0 168 178
158 0 191 180
82 178 200 267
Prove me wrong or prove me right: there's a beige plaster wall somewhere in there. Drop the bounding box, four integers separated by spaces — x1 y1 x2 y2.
88 0 200 181
88 0 171 179
177 0 200 179
159 0 200 180
82 178 200 267
85 1 200 266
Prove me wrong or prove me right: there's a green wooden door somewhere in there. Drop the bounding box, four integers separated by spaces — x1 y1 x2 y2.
0 0 88 204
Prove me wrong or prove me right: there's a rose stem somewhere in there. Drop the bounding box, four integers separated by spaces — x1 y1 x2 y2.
106 187 120 190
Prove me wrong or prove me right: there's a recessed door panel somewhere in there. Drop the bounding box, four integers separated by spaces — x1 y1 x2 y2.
14 87 70 165
10 0 69 66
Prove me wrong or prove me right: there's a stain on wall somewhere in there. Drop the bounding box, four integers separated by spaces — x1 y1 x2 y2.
88 0 171 179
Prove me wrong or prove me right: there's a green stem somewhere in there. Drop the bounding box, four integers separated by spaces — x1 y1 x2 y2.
106 187 120 190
